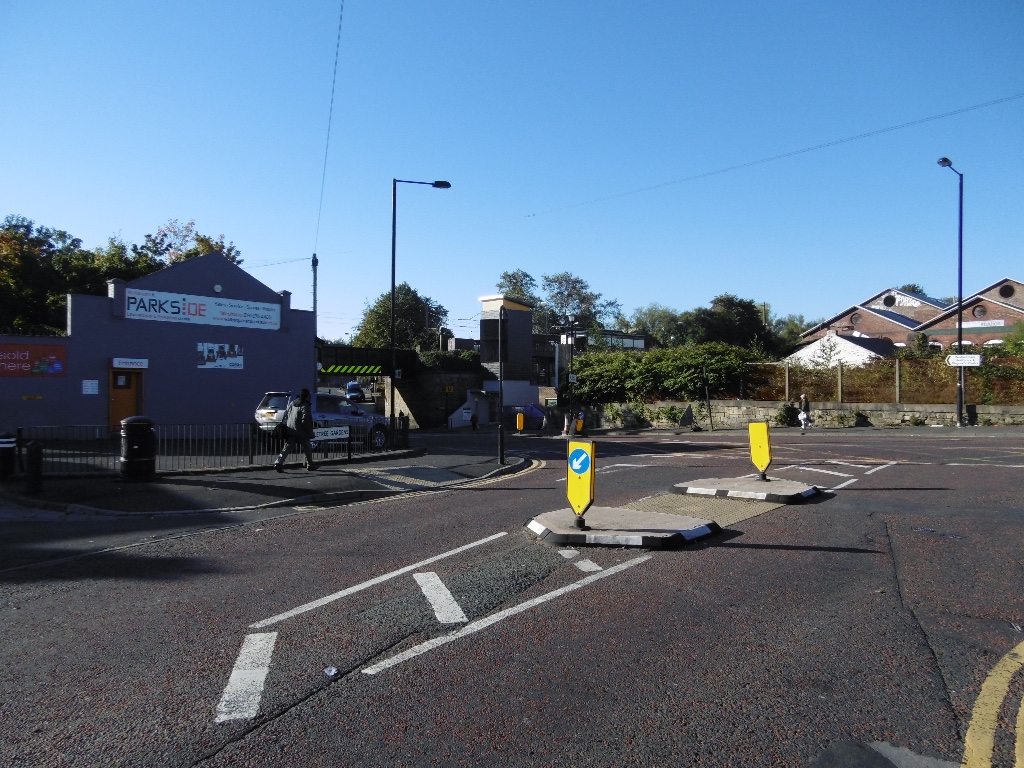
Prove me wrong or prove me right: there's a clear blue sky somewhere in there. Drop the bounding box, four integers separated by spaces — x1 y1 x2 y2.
3 1 1022 342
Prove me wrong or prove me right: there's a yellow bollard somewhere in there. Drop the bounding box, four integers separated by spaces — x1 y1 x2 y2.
748 421 772 481
516 412 525 432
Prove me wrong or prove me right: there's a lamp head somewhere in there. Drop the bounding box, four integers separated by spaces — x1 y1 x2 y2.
937 157 953 168
432 180 451 189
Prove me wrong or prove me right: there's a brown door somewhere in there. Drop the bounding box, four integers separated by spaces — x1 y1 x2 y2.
109 370 143 429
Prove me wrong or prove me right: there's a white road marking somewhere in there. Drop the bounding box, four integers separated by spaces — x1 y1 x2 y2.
362 556 651 675
559 549 579 559
413 572 468 623
865 461 897 475
786 465 853 478
215 632 278 723
574 559 603 572
556 463 654 482
947 463 1024 468
827 460 872 469
250 532 507 629
829 479 858 491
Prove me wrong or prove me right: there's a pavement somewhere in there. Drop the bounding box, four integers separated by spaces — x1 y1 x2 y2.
0 427 820 548
0 447 528 518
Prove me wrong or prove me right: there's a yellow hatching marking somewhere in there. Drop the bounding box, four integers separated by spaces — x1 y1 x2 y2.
960 641 1024 767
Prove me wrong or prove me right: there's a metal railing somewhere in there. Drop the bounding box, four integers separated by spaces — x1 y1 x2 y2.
4 422 391 476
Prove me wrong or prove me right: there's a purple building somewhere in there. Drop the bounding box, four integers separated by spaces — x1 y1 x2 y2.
0 253 315 429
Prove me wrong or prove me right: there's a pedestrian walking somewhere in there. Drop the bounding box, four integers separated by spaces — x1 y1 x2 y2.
798 393 812 434
470 412 479 431
275 388 317 471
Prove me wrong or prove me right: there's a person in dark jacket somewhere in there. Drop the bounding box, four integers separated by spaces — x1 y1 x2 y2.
798 393 812 434
275 388 316 471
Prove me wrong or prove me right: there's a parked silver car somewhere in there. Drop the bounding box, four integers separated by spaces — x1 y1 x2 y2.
254 391 389 450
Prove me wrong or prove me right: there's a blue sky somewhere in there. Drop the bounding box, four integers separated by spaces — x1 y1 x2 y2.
3 1 1022 342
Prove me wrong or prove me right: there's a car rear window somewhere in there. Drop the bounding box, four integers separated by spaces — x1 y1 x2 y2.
260 394 290 409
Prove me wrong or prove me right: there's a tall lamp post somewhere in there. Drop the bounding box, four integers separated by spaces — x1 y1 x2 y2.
498 305 505 464
937 158 965 427
564 314 577 435
391 178 451 446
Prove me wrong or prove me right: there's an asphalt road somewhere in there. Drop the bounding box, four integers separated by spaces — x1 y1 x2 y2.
2 427 1023 767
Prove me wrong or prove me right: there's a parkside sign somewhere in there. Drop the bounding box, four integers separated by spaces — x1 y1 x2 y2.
125 289 280 330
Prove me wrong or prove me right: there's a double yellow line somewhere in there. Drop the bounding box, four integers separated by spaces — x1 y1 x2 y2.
962 640 1024 767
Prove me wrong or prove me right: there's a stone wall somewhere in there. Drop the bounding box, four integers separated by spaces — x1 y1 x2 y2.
587 400 1024 430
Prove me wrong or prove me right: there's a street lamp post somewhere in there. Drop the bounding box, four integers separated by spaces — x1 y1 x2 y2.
937 158 965 427
498 305 505 464
390 178 451 446
565 314 577 435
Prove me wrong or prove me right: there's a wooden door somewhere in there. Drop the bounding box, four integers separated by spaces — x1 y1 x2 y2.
109 370 142 429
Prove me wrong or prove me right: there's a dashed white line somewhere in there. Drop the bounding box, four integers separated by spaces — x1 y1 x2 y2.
830 479 859 491
827 460 873 469
574 559 603 572
785 465 853 478
864 461 897 475
250 532 507 629
362 556 651 675
414 572 468 624
215 632 278 723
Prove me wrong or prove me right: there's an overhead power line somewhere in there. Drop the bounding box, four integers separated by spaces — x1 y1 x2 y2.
524 92 1024 219
313 1 347 253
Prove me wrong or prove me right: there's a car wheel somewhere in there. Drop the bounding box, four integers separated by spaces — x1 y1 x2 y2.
367 425 387 452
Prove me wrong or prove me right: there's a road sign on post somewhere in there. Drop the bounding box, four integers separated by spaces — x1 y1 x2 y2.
748 422 772 481
946 354 982 367
566 440 595 526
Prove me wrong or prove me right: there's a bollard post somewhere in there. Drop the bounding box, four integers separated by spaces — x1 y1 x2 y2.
0 432 15 480
120 416 156 481
25 440 43 494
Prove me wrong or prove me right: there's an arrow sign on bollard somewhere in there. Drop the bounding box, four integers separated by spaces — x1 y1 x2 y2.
566 440 595 516
748 421 772 481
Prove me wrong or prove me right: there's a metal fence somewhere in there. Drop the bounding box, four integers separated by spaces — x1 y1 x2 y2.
744 358 1024 406
4 422 394 476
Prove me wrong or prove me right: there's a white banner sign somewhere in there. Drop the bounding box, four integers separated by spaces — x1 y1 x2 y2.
946 354 982 367
113 357 148 369
314 426 350 440
962 319 1005 328
125 289 280 330
197 343 244 369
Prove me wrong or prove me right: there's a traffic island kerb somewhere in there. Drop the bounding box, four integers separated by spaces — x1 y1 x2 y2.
526 506 720 549
672 476 819 504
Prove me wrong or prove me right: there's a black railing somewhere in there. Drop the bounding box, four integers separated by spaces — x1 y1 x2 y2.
3 422 390 476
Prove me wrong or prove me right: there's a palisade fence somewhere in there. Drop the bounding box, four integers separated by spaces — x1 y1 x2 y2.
4 423 389 476
743 358 1024 406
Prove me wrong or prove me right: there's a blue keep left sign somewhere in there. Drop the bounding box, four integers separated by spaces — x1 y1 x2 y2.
568 447 591 475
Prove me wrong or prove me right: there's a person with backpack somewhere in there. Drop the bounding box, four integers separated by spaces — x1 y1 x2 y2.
274 388 316 471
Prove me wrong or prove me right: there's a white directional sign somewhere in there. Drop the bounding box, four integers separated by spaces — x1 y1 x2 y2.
946 354 982 367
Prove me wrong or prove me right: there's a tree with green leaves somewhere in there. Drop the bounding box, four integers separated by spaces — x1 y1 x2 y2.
896 283 927 295
675 294 773 351
623 302 681 348
541 271 621 330
769 312 819 352
351 282 449 350
132 218 242 265
571 342 765 405
0 216 165 333
496 269 542 306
